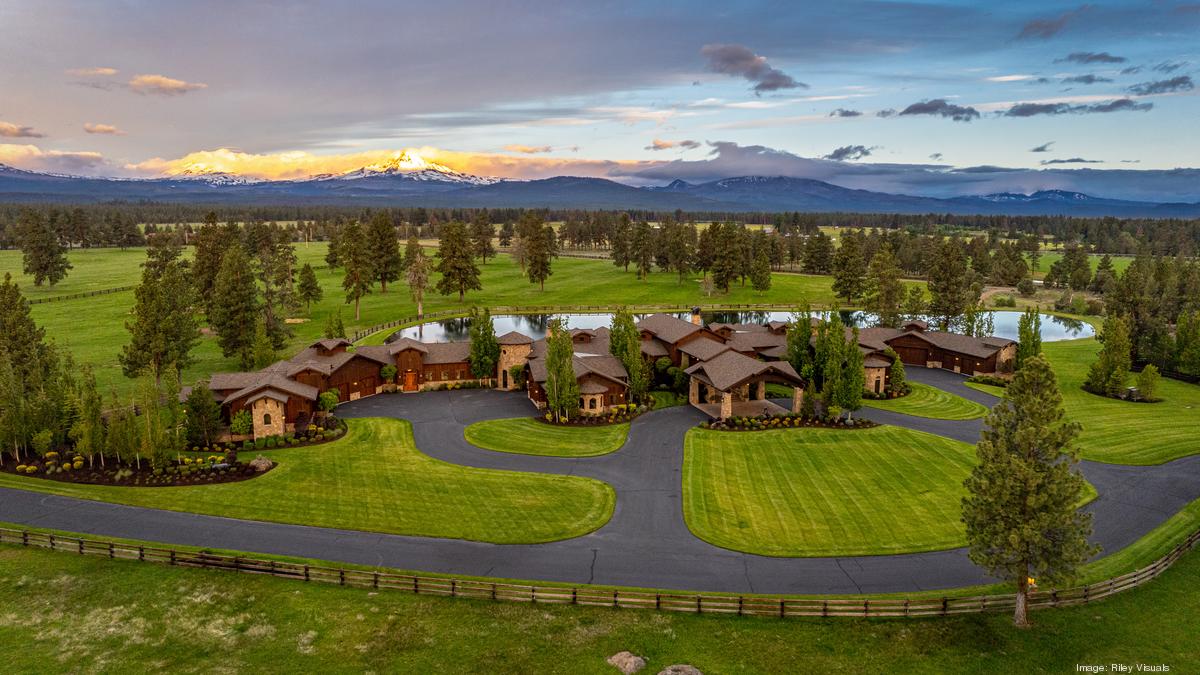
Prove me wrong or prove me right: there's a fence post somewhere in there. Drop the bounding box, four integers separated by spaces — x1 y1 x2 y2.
304 564 310 582
77 538 84 554
108 543 114 559
170 550 176 566
49 534 55 550
451 579 457 597
138 546 144 561
779 599 785 618
373 572 379 589
339 570 345 586
22 530 28 546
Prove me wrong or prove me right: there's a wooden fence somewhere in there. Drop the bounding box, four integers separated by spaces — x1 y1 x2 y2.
27 285 137 305
3 526 1196 619
350 303 822 343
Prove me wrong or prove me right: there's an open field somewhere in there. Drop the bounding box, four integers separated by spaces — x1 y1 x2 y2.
464 418 629 457
964 381 1007 397
3 524 1196 673
1045 338 1200 464
684 426 982 556
0 418 614 544
3 244 843 396
861 382 989 420
1028 251 1134 279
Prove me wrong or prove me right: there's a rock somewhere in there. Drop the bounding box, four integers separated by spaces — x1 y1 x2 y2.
248 455 274 472
607 651 647 674
657 667 702 675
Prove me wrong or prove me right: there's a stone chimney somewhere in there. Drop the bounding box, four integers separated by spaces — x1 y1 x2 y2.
690 307 703 326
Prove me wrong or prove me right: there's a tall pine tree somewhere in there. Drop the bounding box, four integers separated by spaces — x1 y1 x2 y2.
209 244 259 369
435 220 482 302
366 211 402 293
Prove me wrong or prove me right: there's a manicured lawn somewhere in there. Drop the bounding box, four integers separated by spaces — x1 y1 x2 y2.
464 418 629 457
1044 338 1200 464
6 243 844 396
964 381 1007 397
0 418 614 544
2 534 1197 672
649 390 687 409
683 426 980 556
861 382 990 420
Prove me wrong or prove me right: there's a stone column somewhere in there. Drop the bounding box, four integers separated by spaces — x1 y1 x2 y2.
791 386 804 414
688 377 700 405
755 380 766 400
720 391 733 419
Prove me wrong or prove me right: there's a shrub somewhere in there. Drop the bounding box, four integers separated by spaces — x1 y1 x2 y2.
1085 299 1105 316
1017 278 1037 297
992 295 1017 308
230 410 253 436
380 364 398 383
1137 364 1161 401
967 374 1008 388
255 438 267 449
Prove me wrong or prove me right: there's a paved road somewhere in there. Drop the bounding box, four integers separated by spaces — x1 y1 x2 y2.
2 371 1199 595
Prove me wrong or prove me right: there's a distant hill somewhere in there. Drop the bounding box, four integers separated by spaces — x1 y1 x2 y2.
2 163 1198 217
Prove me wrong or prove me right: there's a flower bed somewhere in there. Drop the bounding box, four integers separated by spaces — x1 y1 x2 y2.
966 374 1009 388
229 417 346 453
0 450 270 487
539 401 656 427
863 383 912 400
699 412 877 432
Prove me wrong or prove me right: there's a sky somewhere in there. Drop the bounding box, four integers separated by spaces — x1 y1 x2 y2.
1 0 1198 200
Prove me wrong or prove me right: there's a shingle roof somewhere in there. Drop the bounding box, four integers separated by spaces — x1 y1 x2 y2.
312 338 352 352
422 342 472 364
386 337 430 355
639 338 669 358
678 337 731 361
579 380 610 394
223 375 319 404
497 330 533 345
684 350 802 391
636 313 702 344
899 330 1015 359
527 353 629 388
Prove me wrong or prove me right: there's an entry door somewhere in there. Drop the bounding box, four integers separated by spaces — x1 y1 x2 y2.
502 370 508 388
403 370 418 392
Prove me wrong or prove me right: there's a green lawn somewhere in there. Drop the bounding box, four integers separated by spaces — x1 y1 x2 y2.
0 417 614 544
463 418 629 457
1045 338 1200 464
861 382 990 420
964 381 1007 397
5 244 844 396
683 426 983 556
2 532 1197 673
649 390 688 409
1028 251 1133 280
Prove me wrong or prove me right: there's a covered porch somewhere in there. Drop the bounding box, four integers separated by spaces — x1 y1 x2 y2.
684 351 806 420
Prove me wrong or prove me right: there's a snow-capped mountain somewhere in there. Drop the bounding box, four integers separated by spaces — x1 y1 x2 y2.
320 151 501 185
980 190 1094 203
166 167 264 186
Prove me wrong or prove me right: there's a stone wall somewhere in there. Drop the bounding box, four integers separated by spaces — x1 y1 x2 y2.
251 397 286 439
497 343 532 390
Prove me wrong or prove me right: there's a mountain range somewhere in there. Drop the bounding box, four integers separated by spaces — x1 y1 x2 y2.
2 160 1198 217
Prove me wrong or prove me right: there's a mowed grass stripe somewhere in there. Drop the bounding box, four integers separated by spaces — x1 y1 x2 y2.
0 418 614 544
683 426 980 557
861 382 989 420
463 418 629 457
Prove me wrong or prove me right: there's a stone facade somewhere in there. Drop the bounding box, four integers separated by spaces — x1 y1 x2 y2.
497 343 532 390
865 366 888 395
251 397 286 438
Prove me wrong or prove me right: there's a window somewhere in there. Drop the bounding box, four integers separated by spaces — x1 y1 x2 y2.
263 413 272 426
589 398 597 410
441 370 448 380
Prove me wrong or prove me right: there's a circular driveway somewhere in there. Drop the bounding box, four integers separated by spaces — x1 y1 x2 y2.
2 368 1198 594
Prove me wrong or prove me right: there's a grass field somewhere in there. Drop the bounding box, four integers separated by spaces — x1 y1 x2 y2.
964 381 1007 397
2 244 843 396
464 418 629 457
3 532 1196 673
1044 338 1200 464
683 426 979 556
1028 251 1133 280
861 382 990 420
0 418 614 544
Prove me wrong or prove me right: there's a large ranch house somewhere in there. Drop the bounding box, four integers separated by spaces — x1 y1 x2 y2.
196 312 1016 438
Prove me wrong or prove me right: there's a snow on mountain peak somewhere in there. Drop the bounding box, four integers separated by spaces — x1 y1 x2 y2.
331 150 501 185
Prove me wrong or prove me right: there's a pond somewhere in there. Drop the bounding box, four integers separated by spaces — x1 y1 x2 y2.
387 310 1094 344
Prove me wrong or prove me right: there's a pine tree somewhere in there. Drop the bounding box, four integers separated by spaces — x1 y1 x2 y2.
498 221 514 247
468 307 500 381
324 222 342 269
928 238 975 330
710 222 742 292
297 263 323 310
836 328 865 418
831 231 867 304
1016 307 1042 370
191 218 239 316
252 321 277 369
435 220 482 302
611 213 633 272
1084 313 1132 397
802 231 834 274
787 307 814 379
470 212 496 263
667 222 697 284
902 285 927 321
864 244 904 327
406 245 431 318
1091 254 1117 294
15 209 72 286
366 211 402 293
119 245 200 382
69 364 104 467
323 309 346 339
694 225 715 278
209 244 259 369
885 347 907 395
526 224 556 290
403 234 423 269
962 354 1095 628
544 319 580 423
184 381 223 447
631 220 654 280
750 247 771 293
0 273 49 385
609 307 648 401
339 220 373 320
1175 310 1200 376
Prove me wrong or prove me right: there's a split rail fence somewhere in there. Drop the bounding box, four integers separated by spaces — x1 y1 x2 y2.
2 526 1196 619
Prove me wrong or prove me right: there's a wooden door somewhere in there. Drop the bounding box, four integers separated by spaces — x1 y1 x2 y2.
403 370 418 392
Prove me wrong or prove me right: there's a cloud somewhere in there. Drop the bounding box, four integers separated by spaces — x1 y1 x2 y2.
822 145 874 161
1002 98 1152 116
83 123 126 135
1057 51 1125 64
1121 66 1143 75
0 121 44 138
876 109 896 118
1040 157 1103 165
1030 141 1055 152
503 144 552 154
0 143 108 173
127 74 208 96
1127 75 1194 95
66 66 118 76
928 152 944 161
699 43 806 94
1017 6 1089 39
986 74 1039 82
828 108 862 118
123 146 658 181
1061 74 1112 84
897 98 980 122
1152 61 1188 73
644 138 702 151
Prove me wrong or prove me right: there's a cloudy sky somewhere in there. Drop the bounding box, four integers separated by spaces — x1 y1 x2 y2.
1 0 1198 199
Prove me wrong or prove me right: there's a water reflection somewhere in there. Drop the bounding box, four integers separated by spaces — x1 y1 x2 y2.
386 310 1094 344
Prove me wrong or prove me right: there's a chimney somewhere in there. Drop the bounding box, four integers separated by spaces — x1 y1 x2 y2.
690 307 702 326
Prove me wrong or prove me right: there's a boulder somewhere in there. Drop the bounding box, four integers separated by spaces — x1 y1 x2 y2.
658 667 702 675
606 651 647 674
248 455 274 472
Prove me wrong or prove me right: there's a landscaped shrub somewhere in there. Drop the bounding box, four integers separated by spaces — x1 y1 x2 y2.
967 374 1008 388
992 295 1017 308
1017 278 1036 297
230 410 253 436
380 364 397 383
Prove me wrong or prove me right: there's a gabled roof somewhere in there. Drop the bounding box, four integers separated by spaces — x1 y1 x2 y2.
312 338 352 352
890 330 1015 359
684 350 803 392
497 330 533 345
223 375 319 404
639 338 670 358
386 337 430 355
636 313 702 344
527 352 629 388
678 337 731 361
422 342 472 364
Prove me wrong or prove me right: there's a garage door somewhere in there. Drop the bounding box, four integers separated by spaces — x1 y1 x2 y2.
893 346 928 366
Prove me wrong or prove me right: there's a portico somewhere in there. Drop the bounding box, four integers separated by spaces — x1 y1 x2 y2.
684 350 806 420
